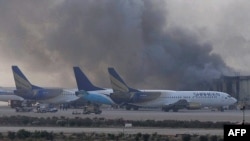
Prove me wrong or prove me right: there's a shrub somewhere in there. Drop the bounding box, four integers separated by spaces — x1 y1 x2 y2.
16 129 31 139
7 131 16 140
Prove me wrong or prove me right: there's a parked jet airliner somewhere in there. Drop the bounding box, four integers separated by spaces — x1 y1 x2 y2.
0 87 24 102
73 67 115 106
108 67 237 112
11 66 79 104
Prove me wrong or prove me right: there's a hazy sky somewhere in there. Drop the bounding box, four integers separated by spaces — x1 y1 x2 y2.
0 0 249 90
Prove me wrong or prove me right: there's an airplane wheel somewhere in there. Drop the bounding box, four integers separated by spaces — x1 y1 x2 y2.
133 107 139 110
126 106 131 110
95 111 102 114
219 107 224 112
162 107 169 112
173 108 178 112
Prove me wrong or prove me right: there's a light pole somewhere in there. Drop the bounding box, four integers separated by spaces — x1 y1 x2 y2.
241 105 245 125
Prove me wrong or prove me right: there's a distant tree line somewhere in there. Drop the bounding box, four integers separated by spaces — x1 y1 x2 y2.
0 129 224 141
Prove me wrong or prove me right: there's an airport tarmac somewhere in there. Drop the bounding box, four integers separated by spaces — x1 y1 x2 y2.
0 106 248 123
0 106 248 135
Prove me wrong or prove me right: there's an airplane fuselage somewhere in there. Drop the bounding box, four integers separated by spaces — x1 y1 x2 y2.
83 88 237 111
128 90 237 109
0 89 24 102
14 88 79 104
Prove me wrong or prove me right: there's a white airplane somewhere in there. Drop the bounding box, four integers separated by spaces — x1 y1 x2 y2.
108 67 238 112
0 87 24 102
11 66 79 104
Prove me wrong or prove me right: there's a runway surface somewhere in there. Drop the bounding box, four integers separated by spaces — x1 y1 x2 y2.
0 106 248 122
0 106 249 135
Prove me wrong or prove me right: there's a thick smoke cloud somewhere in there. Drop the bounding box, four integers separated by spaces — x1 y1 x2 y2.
0 0 234 90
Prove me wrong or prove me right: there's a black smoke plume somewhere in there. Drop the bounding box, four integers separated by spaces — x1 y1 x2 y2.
0 0 234 89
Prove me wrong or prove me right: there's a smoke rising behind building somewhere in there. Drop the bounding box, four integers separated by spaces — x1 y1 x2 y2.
0 0 238 90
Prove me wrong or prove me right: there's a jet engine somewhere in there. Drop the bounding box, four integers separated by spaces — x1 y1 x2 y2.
187 102 202 110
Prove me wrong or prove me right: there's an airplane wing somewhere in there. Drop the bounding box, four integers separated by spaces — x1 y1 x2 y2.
162 99 189 112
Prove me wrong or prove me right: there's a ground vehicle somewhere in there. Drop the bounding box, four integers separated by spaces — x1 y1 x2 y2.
15 106 33 112
9 100 22 108
10 100 32 108
47 107 58 112
33 106 58 113
72 110 81 115
82 105 102 114
13 100 33 112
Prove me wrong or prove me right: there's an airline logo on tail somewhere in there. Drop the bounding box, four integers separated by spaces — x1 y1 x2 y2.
12 66 32 90
108 67 144 104
109 73 129 93
108 67 131 93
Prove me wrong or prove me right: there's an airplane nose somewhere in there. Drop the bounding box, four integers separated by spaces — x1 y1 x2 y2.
232 97 237 104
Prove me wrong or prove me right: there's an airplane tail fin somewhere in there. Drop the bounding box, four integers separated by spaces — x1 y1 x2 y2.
108 67 139 93
11 66 41 90
73 67 104 91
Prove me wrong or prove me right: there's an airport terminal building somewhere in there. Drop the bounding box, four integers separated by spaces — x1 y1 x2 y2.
213 75 250 108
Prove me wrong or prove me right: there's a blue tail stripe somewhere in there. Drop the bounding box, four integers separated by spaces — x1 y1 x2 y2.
73 67 104 91
12 66 30 82
12 66 42 90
